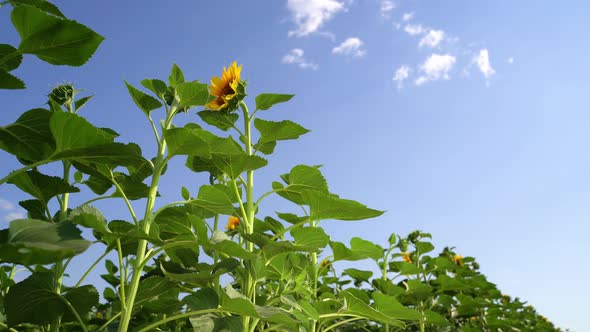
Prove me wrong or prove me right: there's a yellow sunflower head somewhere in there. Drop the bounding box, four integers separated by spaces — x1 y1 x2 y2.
452 254 463 267
401 252 413 263
225 216 240 231
205 61 246 112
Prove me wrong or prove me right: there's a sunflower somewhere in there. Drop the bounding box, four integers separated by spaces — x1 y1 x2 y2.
225 216 240 231
206 61 243 111
451 254 463 267
401 252 412 263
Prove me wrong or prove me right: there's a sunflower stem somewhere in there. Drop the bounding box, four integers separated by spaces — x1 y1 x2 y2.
240 100 257 331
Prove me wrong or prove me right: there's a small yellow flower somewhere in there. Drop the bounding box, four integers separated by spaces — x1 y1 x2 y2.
470 316 478 321
320 259 332 268
401 252 412 263
226 216 240 231
452 254 463 267
206 61 242 111
501 294 510 304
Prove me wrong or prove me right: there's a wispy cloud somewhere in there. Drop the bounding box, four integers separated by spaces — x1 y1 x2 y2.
415 54 456 85
419 29 445 48
507 57 515 64
474 48 495 79
287 0 345 37
332 37 366 57
393 65 411 89
404 24 425 36
0 198 14 211
0 197 26 222
282 48 319 70
380 0 395 18
402 12 414 21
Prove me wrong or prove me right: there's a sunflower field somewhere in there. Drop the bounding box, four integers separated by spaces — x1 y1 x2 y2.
0 2 565 332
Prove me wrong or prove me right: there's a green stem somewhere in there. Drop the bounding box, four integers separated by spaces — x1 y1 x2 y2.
50 160 72 332
240 101 256 331
74 249 111 288
0 159 49 185
59 297 89 332
117 108 171 332
111 173 139 225
323 317 364 332
116 239 127 308
97 312 121 331
136 309 223 332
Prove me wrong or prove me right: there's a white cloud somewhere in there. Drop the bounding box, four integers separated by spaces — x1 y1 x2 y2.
393 65 411 88
404 24 425 36
282 48 319 70
474 49 495 79
4 212 25 221
380 0 395 18
419 29 445 48
287 0 345 37
0 198 14 211
415 53 456 85
402 12 414 21
332 37 366 57
507 57 515 64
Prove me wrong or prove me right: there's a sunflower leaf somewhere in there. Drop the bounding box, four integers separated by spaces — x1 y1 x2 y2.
255 93 294 111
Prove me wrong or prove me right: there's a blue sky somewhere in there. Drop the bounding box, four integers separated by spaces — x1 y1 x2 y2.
1 0 589 329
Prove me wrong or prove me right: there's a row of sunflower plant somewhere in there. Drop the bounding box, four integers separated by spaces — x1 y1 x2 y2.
0 63 564 332
0 1 563 331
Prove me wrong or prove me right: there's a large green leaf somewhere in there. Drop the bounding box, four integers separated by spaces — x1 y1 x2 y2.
0 44 23 71
0 219 90 265
372 292 421 320
211 153 268 179
61 285 99 322
7 169 79 204
198 110 239 131
161 259 240 287
11 5 103 66
68 204 110 234
291 226 329 249
9 0 65 17
125 81 162 115
4 272 98 326
0 108 54 161
187 185 237 215
255 93 294 111
165 127 211 158
190 315 243 332
50 111 113 151
343 268 373 283
184 288 219 311
0 69 25 89
340 290 405 328
303 190 385 221
254 118 309 151
134 276 181 313
169 63 185 87
176 81 208 107
350 237 383 260
141 78 168 98
221 286 299 326
274 165 328 204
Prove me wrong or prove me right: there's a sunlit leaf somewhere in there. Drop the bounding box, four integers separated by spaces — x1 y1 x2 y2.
0 219 90 265
255 93 294 111
11 5 103 66
125 81 162 115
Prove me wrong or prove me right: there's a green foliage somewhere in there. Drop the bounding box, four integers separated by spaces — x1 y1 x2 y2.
0 6 562 331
